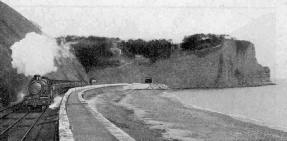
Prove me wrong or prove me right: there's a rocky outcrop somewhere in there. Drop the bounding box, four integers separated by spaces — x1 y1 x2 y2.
89 39 271 88
231 13 276 78
0 2 88 106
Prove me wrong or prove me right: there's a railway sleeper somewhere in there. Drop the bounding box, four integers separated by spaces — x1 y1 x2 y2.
36 120 58 126
0 112 13 119
0 117 21 120
25 117 37 120
1 124 34 128
15 125 32 128
41 113 59 118
1 125 9 128
1 117 38 120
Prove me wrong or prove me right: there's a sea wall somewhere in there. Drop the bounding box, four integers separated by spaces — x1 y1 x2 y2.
89 39 271 88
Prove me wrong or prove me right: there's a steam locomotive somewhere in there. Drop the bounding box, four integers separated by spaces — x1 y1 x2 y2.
24 75 88 109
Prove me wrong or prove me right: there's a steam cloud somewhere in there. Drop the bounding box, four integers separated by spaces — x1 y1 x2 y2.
10 92 26 105
11 32 71 76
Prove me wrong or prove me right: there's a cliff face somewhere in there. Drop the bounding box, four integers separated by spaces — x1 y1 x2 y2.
231 13 275 78
0 2 88 106
88 39 271 88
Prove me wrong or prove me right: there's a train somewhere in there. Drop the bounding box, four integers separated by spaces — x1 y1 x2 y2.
23 75 88 109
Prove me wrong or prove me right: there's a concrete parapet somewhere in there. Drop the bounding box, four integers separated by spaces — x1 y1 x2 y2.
59 88 76 141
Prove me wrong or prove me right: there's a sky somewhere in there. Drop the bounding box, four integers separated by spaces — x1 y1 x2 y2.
2 0 287 79
2 0 276 41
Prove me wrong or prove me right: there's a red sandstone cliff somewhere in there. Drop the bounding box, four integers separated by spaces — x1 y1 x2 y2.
88 39 271 88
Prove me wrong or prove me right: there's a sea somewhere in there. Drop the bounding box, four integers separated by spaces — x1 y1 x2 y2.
167 79 287 132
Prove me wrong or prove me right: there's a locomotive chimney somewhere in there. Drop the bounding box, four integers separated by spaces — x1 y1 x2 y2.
34 75 41 80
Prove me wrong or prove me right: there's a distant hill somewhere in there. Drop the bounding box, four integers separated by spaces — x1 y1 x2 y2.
230 13 276 78
0 1 88 106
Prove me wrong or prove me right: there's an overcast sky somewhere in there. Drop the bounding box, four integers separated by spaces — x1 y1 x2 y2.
2 0 287 79
2 0 276 41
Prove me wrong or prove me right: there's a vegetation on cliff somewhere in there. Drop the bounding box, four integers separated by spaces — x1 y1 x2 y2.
181 34 234 51
58 36 175 71
57 36 119 71
121 39 173 62
59 33 232 71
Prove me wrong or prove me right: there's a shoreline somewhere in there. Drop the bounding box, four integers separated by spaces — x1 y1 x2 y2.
162 90 287 133
91 89 287 140
186 103 287 133
171 81 276 90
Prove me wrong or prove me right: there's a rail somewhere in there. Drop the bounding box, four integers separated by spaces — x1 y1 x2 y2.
0 112 30 136
0 107 58 140
21 107 47 141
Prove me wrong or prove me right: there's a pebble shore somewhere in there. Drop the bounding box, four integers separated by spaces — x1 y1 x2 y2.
94 89 287 140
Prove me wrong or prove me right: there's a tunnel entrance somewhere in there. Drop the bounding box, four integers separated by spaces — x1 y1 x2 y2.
144 77 152 83
90 78 96 85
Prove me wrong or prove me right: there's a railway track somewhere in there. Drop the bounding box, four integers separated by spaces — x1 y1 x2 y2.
0 105 59 141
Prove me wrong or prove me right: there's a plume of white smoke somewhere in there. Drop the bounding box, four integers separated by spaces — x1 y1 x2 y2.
10 92 26 105
49 96 63 109
10 32 72 76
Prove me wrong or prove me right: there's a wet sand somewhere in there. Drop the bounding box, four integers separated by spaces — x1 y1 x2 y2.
90 89 287 140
